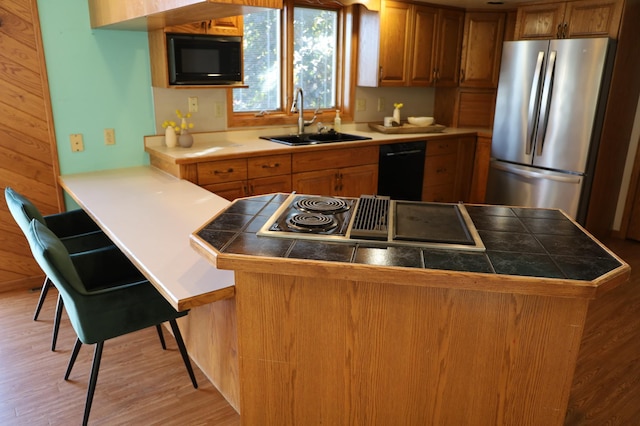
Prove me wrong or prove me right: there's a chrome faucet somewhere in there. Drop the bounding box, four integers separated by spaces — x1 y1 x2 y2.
291 87 317 135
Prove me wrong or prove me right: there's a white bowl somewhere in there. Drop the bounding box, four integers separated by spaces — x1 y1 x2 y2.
407 116 434 126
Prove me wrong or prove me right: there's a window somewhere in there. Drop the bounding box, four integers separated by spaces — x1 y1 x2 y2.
231 1 344 125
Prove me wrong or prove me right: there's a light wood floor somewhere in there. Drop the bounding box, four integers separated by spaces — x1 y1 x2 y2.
0 237 639 425
0 284 240 425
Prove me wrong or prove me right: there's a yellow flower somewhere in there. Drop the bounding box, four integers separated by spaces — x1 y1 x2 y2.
394 103 404 109
168 110 194 132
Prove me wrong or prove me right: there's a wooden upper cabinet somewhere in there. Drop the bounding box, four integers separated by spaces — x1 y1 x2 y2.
166 17 244 36
410 6 439 85
563 0 623 38
514 0 622 40
88 0 280 30
433 8 464 87
460 12 506 88
357 1 462 87
378 1 413 86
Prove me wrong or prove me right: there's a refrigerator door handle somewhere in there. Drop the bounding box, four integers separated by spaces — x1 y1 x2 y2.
492 161 582 184
536 50 557 156
526 51 546 155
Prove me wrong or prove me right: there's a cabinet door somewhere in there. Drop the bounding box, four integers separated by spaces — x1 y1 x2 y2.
165 22 207 34
339 164 378 197
460 12 506 88
563 0 622 39
249 175 292 196
293 170 339 196
203 181 247 201
379 1 412 86
514 3 566 39
433 8 464 87
409 5 438 86
207 16 244 36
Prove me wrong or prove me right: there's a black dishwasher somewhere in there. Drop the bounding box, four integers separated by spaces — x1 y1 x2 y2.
377 141 426 201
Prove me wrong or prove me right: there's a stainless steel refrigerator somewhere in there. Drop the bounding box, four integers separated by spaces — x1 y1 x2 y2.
486 38 615 223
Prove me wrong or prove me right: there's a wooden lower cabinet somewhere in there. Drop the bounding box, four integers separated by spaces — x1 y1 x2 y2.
198 154 292 200
292 164 378 197
292 146 379 197
422 136 475 202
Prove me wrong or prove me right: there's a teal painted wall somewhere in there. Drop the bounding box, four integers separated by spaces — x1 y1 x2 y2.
37 0 154 177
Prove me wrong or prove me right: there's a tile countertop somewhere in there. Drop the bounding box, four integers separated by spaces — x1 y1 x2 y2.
191 193 630 300
144 123 488 164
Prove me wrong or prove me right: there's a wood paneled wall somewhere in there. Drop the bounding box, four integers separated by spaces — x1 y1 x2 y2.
0 0 62 289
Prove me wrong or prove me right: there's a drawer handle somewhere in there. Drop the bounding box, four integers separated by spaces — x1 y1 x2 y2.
436 167 448 173
213 168 234 174
261 163 280 169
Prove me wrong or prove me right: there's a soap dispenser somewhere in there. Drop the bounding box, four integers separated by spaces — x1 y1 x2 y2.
334 110 341 132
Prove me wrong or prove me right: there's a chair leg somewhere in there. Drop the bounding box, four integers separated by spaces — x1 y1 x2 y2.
65 337 83 380
156 324 167 350
51 294 64 351
82 342 104 426
169 319 198 389
33 277 52 320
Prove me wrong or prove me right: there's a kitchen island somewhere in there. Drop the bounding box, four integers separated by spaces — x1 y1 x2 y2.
191 193 630 425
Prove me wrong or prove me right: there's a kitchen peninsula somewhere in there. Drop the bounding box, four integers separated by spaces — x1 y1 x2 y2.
191 192 630 424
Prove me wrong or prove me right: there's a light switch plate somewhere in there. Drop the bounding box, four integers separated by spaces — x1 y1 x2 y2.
104 128 115 145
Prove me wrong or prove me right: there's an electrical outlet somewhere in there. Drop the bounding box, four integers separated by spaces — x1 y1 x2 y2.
104 128 115 145
377 97 385 112
356 99 366 112
70 134 84 152
214 103 224 118
188 97 198 113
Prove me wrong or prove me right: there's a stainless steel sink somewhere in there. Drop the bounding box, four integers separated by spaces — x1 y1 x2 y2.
260 131 372 146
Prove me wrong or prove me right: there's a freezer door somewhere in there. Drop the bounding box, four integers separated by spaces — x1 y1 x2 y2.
492 40 549 165
485 160 583 219
532 38 610 173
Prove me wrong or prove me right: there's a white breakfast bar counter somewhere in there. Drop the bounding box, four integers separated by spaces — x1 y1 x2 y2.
59 166 242 410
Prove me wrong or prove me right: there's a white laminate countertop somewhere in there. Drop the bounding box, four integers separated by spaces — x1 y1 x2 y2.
59 166 235 311
144 123 488 164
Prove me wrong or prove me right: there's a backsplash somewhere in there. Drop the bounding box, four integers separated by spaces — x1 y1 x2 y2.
152 86 435 134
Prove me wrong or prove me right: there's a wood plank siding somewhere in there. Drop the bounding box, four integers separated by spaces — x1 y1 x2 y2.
0 0 62 289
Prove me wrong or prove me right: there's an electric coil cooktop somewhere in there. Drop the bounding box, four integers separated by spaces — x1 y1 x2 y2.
257 193 485 252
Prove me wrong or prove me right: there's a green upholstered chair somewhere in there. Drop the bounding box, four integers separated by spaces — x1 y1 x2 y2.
25 219 198 426
5 187 114 350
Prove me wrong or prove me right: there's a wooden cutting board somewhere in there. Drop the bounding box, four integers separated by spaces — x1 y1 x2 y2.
368 122 446 134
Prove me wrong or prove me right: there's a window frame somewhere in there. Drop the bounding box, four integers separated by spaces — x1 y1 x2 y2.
227 0 355 128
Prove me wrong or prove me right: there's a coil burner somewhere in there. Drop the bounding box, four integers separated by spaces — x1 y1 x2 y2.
265 194 357 236
287 213 338 232
293 196 350 214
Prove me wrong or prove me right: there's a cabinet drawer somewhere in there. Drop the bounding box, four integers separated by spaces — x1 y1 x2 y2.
424 153 457 186
197 159 247 185
248 154 292 179
292 146 378 173
426 139 458 156
249 175 292 195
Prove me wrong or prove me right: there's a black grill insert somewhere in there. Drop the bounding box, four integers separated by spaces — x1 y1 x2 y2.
349 196 390 240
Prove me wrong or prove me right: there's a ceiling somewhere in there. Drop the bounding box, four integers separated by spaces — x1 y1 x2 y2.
416 0 532 9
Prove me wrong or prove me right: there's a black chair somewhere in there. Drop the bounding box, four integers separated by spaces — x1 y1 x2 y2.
25 219 198 425
5 187 112 350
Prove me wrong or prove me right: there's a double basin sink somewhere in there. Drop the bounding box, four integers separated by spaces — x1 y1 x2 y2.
260 131 372 146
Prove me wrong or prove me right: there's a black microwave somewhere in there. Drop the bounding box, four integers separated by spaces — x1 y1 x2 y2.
167 33 242 85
